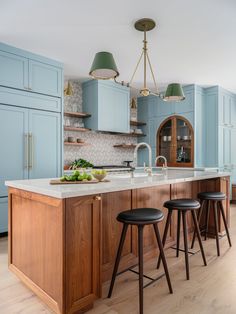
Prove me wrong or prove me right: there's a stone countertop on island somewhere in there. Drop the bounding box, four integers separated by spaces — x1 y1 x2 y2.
5 169 231 199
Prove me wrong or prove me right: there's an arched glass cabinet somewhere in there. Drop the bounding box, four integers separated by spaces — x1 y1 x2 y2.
156 116 194 167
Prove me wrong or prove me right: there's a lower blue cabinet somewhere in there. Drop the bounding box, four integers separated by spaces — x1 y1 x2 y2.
0 198 8 233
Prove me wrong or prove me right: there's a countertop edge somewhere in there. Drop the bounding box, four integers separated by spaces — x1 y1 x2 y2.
5 172 231 199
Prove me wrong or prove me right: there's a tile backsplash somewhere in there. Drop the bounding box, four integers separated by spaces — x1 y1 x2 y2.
64 80 137 166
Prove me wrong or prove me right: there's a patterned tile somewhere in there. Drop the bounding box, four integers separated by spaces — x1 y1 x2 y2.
64 80 137 166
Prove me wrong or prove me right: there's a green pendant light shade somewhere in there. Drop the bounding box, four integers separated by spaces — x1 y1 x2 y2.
163 83 185 102
89 51 119 80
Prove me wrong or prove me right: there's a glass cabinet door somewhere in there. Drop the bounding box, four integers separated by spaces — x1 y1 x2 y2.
176 118 193 165
156 116 194 167
158 119 173 163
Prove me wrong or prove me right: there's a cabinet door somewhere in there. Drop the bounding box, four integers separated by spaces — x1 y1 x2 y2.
0 50 28 90
222 127 231 168
98 83 130 133
230 97 236 127
0 197 8 233
222 94 231 126
65 195 101 312
28 110 61 179
0 105 28 197
29 60 62 97
231 129 236 168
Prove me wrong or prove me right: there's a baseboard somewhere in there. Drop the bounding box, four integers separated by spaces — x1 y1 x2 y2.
0 231 8 238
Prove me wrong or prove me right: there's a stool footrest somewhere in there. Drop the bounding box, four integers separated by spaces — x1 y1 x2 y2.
117 264 166 289
170 246 200 255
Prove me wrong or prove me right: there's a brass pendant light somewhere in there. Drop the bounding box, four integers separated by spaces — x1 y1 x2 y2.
89 18 185 102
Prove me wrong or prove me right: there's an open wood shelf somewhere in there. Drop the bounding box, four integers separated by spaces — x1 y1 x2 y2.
113 144 137 148
64 111 91 118
130 120 146 126
64 142 90 146
97 130 146 137
64 126 91 132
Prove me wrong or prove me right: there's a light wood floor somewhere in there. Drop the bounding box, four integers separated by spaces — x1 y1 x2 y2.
1 206 236 314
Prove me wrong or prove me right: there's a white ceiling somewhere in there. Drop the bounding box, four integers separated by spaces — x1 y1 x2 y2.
1 0 236 92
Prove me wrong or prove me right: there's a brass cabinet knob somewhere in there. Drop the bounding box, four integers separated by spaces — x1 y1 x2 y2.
94 195 101 201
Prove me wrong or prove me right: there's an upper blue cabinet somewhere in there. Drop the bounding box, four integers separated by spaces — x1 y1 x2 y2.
0 43 63 98
83 80 130 133
0 50 28 90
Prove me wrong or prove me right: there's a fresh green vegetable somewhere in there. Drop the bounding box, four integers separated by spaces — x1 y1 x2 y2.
60 170 94 182
69 159 94 170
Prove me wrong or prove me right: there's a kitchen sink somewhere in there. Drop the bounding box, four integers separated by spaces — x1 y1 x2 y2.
109 171 164 179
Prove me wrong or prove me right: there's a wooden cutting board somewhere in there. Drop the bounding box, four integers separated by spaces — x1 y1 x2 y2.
50 179 110 185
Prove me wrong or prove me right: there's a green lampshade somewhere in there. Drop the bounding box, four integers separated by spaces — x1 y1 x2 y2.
89 51 119 80
163 83 185 102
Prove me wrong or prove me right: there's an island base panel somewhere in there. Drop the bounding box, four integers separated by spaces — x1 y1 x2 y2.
8 176 230 313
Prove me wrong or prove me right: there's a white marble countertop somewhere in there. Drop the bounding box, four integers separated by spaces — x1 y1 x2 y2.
5 169 231 199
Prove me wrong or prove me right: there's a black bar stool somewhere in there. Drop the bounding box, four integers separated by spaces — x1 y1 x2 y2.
157 199 207 280
108 208 173 314
191 192 232 256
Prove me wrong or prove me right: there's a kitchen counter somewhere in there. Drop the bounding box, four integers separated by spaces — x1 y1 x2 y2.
6 171 231 314
5 169 230 199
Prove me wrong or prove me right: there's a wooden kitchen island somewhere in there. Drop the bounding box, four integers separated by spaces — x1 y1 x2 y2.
6 170 230 314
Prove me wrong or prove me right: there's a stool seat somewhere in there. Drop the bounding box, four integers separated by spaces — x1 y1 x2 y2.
164 199 200 210
117 208 164 223
198 192 226 201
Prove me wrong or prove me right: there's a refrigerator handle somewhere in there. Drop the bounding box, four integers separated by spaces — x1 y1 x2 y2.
28 133 33 170
24 133 29 169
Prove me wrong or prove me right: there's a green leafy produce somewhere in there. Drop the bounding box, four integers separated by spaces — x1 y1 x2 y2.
69 159 94 170
60 170 94 182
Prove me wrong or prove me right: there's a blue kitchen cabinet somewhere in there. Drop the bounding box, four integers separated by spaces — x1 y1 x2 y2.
0 105 29 197
83 80 130 133
0 198 8 233
0 86 61 112
0 43 63 233
173 85 195 114
0 43 63 98
29 60 62 97
28 110 61 179
0 50 28 90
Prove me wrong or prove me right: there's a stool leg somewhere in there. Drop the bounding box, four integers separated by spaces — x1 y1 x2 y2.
108 223 128 298
191 210 207 266
191 200 205 249
182 211 190 280
205 200 211 241
138 225 144 314
157 209 172 269
153 224 173 294
176 210 181 257
218 201 232 247
213 201 220 256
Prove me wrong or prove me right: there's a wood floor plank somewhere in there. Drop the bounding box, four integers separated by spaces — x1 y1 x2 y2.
1 205 236 314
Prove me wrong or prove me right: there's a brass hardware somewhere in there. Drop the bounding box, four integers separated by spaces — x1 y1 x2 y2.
94 196 101 201
28 133 33 169
64 81 73 96
24 133 29 169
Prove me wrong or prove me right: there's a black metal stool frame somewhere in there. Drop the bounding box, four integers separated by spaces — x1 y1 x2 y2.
108 218 173 314
157 207 207 280
191 198 232 256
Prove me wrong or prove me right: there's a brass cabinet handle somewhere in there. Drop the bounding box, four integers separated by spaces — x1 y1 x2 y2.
28 133 33 169
24 133 29 169
94 196 101 201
